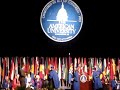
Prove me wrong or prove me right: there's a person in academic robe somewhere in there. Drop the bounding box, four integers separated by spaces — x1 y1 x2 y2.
68 69 73 88
2 76 11 90
68 70 73 88
72 66 80 90
48 65 60 90
111 75 117 90
93 67 103 90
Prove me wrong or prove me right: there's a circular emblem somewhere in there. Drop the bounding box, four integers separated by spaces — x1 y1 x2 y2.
80 74 87 83
40 0 83 42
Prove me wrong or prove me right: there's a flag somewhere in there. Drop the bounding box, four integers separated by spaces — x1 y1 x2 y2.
78 57 81 75
78 57 80 65
118 58 120 80
65 57 68 82
48 57 51 70
94 57 97 69
102 58 107 79
69 53 72 71
80 57 84 74
30 57 34 74
110 58 114 80
26 57 30 73
88 58 92 80
10 58 15 80
2 58 5 81
74 57 77 69
35 57 39 75
7 57 9 77
106 58 110 80
39 57 45 80
99 59 102 70
22 57 26 72
98 59 103 79
84 57 87 75
54 57 58 72
0 57 1 82
58 57 61 81
62 57 65 79
5 57 8 76
51 57 54 66
44 57 48 79
112 58 116 75
15 57 18 75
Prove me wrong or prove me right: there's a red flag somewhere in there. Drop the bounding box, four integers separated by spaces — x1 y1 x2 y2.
88 59 92 80
51 57 54 66
48 57 51 70
84 58 87 75
10 58 15 80
54 57 58 72
34 57 39 75
78 57 80 65
110 58 114 80
94 58 97 68
78 57 81 75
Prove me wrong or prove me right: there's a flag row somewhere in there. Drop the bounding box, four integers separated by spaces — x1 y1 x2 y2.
0 57 120 83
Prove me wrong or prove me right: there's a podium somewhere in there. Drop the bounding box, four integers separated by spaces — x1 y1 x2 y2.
80 74 93 90
80 81 93 90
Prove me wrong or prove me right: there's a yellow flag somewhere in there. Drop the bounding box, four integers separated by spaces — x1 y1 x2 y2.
112 59 116 75
30 64 34 73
